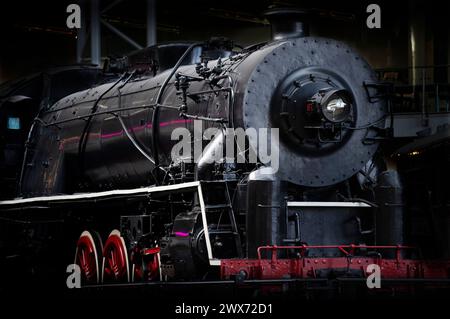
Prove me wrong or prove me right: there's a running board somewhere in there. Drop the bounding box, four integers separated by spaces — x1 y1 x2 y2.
0 181 221 267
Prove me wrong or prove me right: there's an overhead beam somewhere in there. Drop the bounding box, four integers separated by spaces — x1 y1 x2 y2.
101 0 124 14
101 19 144 50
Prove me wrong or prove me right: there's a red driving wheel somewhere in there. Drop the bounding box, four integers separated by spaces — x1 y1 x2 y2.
143 247 161 281
131 246 160 282
102 230 130 283
74 230 103 284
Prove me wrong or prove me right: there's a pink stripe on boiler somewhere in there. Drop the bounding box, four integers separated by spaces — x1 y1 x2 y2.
100 119 193 139
174 232 189 237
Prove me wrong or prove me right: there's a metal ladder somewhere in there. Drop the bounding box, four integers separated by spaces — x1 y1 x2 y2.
200 180 243 258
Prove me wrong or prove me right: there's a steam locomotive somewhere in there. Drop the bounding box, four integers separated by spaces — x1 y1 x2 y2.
0 9 449 291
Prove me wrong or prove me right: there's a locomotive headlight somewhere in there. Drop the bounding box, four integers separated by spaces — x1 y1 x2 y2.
320 90 352 123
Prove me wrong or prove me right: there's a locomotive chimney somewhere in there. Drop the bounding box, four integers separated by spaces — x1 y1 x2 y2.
264 7 310 41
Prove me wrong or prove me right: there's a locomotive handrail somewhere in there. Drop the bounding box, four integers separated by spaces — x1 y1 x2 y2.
0 181 201 206
287 201 372 207
42 103 179 127
41 86 233 127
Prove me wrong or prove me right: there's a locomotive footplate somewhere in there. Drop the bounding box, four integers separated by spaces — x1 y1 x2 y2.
220 245 450 287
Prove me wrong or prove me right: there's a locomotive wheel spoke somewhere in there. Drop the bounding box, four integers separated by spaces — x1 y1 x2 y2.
74 230 103 285
102 230 130 283
131 245 161 282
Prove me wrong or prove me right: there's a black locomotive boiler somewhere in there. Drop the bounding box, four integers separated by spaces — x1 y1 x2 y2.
0 9 449 291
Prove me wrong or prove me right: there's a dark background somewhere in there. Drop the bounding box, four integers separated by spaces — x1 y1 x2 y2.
0 0 448 84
